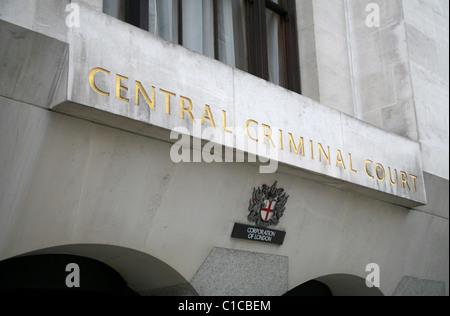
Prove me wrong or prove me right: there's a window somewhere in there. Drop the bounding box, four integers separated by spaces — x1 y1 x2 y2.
103 0 301 94
247 0 301 93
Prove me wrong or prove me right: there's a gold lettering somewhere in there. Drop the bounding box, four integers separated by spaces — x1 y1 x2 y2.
388 167 398 186
336 150 346 169
180 96 196 123
409 174 417 192
245 120 259 142
310 140 314 160
349 154 357 173
375 163 385 181
135 81 155 110
160 89 176 115
401 172 411 190
365 160 374 179
89 67 110 96
222 110 232 134
318 143 331 165
279 130 283 151
288 134 305 156
116 74 129 102
201 104 215 128
262 124 275 148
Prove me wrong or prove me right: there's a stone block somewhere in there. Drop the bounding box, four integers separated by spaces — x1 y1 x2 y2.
435 39 450 81
358 65 396 112
419 142 449 179
316 64 354 116
191 247 288 296
405 24 438 73
413 172 449 219
381 100 419 141
393 276 446 296
0 20 68 108
313 0 347 39
348 0 404 38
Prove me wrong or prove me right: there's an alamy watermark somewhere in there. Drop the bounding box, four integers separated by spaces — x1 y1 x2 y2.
365 263 380 288
170 124 279 174
65 3 80 28
65 263 80 288
365 3 380 28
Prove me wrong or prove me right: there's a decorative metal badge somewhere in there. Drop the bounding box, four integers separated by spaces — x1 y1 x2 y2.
248 181 289 227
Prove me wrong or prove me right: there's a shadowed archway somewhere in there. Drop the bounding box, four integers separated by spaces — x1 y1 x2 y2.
0 244 197 296
284 274 384 296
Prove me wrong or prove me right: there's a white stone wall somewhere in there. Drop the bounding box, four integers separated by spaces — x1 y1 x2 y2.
403 0 449 179
348 0 415 136
0 0 448 296
299 0 449 180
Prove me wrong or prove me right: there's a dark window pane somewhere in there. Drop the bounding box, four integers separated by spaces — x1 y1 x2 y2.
103 0 126 21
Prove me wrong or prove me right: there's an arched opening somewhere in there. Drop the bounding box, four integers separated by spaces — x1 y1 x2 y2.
0 254 137 296
0 244 197 296
283 280 332 296
284 274 384 296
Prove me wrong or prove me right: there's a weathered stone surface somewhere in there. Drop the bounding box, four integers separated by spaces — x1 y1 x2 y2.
191 248 288 296
393 276 446 296
42 5 427 207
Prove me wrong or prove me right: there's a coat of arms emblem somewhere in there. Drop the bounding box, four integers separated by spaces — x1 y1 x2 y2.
248 181 289 227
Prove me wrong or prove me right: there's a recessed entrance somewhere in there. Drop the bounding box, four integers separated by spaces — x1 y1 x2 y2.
0 254 137 296
284 274 384 296
0 244 196 296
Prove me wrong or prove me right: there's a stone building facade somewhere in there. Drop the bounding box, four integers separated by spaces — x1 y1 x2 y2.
0 0 448 296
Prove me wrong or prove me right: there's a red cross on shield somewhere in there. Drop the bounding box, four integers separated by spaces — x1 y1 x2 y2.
260 200 276 222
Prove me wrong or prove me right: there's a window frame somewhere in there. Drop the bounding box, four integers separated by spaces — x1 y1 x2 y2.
121 0 301 94
246 0 301 94
125 0 149 31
